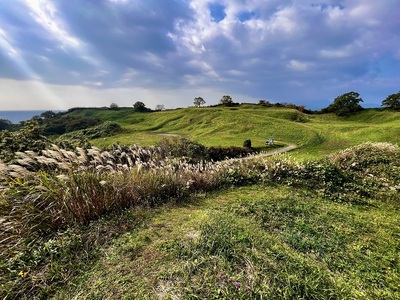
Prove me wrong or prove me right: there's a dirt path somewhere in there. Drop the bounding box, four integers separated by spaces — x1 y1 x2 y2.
259 144 298 157
232 144 298 162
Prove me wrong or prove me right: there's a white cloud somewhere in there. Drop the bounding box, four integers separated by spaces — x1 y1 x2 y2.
288 60 311 71
22 0 81 48
0 28 19 57
320 48 352 58
83 81 103 87
267 6 299 35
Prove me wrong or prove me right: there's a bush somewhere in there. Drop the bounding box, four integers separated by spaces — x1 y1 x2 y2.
0 119 19 131
208 146 255 161
42 116 103 136
289 111 309 123
326 142 399 172
0 120 50 162
60 121 122 140
157 137 209 163
243 140 252 148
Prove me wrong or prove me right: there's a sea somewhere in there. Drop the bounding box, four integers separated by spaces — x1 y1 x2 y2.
0 110 64 124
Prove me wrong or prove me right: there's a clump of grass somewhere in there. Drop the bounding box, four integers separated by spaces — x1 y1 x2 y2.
326 142 399 171
160 210 352 299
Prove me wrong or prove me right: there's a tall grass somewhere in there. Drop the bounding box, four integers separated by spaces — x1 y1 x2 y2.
1 142 399 230
1 142 399 298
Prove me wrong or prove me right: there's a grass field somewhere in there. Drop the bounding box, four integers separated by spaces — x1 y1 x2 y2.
51 184 400 299
1 106 400 299
66 105 400 160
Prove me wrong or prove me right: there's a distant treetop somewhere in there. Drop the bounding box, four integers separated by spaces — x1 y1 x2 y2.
133 101 151 112
155 104 165 111
382 91 400 110
219 95 234 106
323 91 364 116
193 97 206 107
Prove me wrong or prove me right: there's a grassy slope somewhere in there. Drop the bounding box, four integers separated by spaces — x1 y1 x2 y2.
54 185 400 299
67 106 312 149
66 106 400 159
3 106 400 299
299 109 400 158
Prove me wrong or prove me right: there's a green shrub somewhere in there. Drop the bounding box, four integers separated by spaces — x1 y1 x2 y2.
156 137 209 163
60 121 122 140
0 120 50 162
290 111 309 122
208 146 255 161
0 119 19 131
42 116 103 136
243 139 251 148
326 142 399 172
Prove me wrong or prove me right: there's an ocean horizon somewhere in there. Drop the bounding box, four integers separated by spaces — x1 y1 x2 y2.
0 110 64 124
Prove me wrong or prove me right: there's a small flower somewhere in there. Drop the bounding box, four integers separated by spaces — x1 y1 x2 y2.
227 278 232 283
246 286 251 291
233 282 241 288
221 274 226 279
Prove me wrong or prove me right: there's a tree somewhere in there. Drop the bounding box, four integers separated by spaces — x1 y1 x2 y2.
382 91 400 110
40 110 57 119
110 103 119 109
155 104 165 111
219 95 234 106
193 97 206 107
325 92 364 116
133 101 148 112
0 119 14 131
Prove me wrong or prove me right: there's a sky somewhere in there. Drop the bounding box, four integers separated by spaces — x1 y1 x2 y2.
0 0 399 111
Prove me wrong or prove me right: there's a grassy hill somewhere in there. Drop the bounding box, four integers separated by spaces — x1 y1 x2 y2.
66 105 400 159
1 105 400 299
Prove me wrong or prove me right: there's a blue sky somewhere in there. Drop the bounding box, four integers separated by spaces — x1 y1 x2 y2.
0 0 399 110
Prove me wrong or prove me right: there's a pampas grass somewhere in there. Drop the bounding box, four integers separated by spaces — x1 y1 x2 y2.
1 142 399 266
1 141 400 300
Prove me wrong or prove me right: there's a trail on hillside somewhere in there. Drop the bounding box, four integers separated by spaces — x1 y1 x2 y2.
231 144 298 162
258 144 297 157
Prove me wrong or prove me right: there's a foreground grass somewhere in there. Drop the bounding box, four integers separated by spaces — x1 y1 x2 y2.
53 185 400 299
2 142 399 299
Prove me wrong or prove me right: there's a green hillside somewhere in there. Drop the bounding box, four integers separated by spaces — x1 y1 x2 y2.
66 105 400 159
2 104 400 298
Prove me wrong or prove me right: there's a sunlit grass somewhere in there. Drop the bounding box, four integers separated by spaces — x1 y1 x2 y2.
67 106 400 161
70 106 315 149
53 185 400 299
